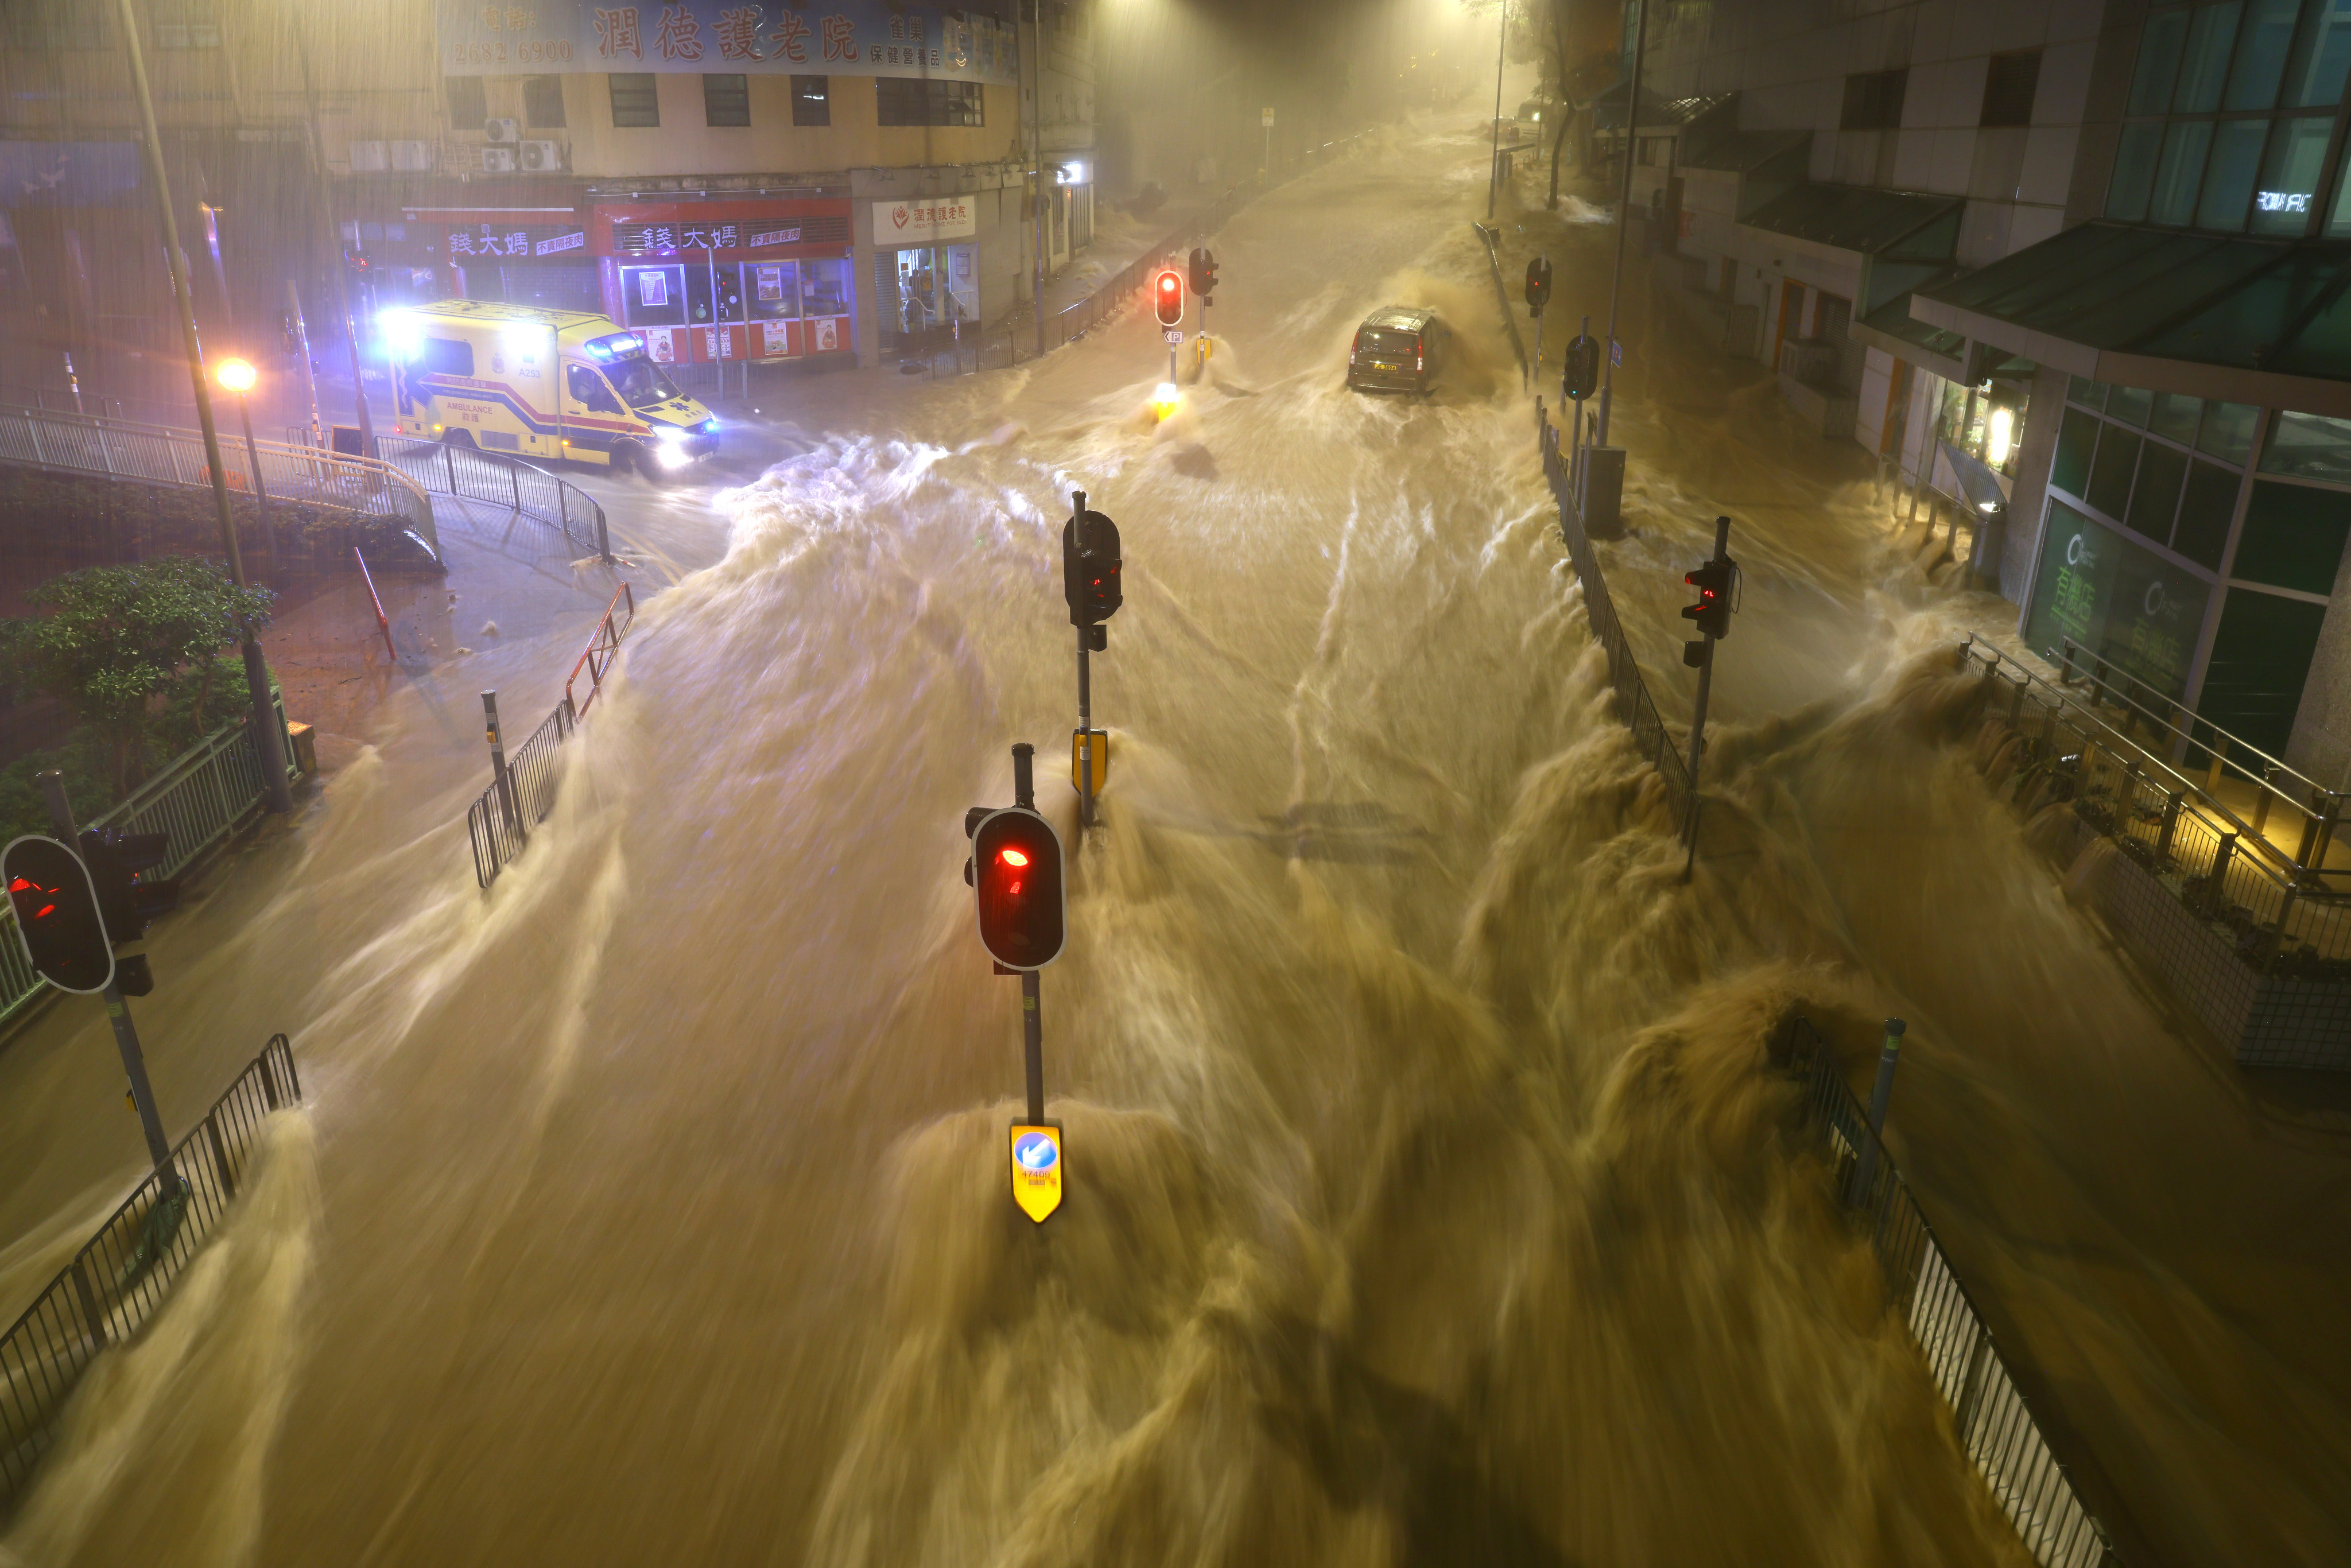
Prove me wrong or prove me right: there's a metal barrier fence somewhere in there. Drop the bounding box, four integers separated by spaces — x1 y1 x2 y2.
1960 638 2350 974
1472 222 1530 381
363 434 610 564
0 693 296 1032
0 1035 302 1505
1536 401 1693 829
466 700 572 889
465 579 636 888
1784 1017 2117 1567
0 404 440 560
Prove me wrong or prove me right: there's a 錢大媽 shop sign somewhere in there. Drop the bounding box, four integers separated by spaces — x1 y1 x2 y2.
875 199 975 244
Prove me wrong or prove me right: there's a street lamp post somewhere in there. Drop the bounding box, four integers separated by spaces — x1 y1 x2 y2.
1488 0 1508 220
108 0 293 816
215 359 278 578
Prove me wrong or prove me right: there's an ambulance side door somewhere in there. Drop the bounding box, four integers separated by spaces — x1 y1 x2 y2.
562 362 628 464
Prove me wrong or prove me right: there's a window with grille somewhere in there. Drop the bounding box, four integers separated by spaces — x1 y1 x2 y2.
1981 49 2042 126
447 76 488 129
876 77 983 127
1840 68 1907 131
525 75 566 128
703 73 750 127
610 73 659 128
792 74 831 126
2 0 111 49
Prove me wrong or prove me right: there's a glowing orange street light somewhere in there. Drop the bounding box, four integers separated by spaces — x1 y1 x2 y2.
211 357 275 573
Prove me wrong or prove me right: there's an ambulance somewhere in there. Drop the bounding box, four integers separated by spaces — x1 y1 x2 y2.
381 300 719 478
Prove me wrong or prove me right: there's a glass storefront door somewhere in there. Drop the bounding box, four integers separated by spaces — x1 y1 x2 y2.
875 244 977 350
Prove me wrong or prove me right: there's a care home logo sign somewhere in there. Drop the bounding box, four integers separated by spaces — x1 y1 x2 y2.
875 198 975 244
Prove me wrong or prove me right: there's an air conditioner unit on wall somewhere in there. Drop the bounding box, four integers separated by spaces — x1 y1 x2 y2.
390 140 433 172
480 146 517 173
519 139 563 173
486 118 520 143
347 141 387 172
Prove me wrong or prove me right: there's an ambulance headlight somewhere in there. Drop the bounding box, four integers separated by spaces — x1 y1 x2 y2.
378 310 422 361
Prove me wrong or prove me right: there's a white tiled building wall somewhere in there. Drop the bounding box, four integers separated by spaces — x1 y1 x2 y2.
1644 0 2115 472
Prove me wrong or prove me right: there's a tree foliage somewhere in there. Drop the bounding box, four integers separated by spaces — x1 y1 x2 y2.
6 558 273 794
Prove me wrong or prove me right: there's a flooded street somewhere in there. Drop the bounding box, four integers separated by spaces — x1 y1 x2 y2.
1 106 2346 1568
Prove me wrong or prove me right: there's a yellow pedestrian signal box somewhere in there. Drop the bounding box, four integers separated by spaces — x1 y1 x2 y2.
1071 729 1109 793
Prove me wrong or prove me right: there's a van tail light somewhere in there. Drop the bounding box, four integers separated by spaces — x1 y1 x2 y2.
1416 335 1425 372
1351 331 1361 362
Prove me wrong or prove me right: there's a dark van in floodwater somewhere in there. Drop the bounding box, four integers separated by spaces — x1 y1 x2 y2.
1347 307 1448 394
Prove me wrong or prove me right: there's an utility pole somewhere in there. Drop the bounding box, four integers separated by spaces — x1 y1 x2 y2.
286 280 324 453
111 0 294 816
293 18 378 460
1029 0 1048 361
36 773 176 1182
1597 0 1648 448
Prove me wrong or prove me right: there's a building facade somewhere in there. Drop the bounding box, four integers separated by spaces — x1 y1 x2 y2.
0 0 1095 390
1628 0 2351 785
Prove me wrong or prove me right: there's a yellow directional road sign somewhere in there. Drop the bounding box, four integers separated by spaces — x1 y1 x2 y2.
1010 1123 1064 1223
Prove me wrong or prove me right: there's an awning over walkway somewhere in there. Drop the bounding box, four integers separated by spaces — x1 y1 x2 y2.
1590 84 1727 132
1739 183 1962 259
1911 222 2351 416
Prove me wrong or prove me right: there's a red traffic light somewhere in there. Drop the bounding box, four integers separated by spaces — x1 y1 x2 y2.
3 836 115 994
1680 561 1735 639
1154 269 1184 328
971 808 1065 970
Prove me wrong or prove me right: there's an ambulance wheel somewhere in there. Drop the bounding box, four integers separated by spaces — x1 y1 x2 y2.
442 428 476 449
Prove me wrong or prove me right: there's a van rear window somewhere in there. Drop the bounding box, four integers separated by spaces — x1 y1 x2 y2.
1360 328 1419 356
423 337 474 377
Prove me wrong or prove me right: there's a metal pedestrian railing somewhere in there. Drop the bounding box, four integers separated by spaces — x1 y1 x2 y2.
1785 1018 2118 1568
364 434 610 564
1960 637 2351 974
0 404 440 560
0 1035 302 1506
0 693 296 1032
1536 400 1694 830
1473 222 1531 380
1045 132 1371 353
466 700 572 889
466 583 635 888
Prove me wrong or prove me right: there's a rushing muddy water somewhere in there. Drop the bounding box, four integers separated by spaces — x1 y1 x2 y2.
3 107 2346 1568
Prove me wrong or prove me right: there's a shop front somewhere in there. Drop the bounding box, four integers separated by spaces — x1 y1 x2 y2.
596 199 856 371
870 196 980 354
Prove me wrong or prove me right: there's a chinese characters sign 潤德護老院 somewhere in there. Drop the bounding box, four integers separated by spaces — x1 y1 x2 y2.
874 199 975 244
437 0 1018 81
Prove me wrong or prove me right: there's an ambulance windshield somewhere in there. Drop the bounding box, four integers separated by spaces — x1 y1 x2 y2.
606 356 683 410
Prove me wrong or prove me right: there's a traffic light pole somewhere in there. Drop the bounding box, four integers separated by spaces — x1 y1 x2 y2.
1012 743 1046 1123
36 773 174 1177
1682 514 1732 882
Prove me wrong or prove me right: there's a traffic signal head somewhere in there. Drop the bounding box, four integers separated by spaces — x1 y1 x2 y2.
1680 560 1734 640
1202 251 1218 297
1562 334 1600 401
1189 247 1209 296
79 826 177 943
1154 269 1184 328
1063 509 1123 630
1524 256 1553 316
970 808 1065 970
3 836 114 994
